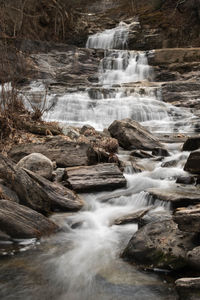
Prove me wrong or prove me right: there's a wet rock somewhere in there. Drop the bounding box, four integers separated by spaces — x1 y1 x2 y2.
114 207 152 225
147 185 200 208
161 160 178 168
0 200 58 239
108 118 162 150
9 136 90 168
17 153 54 180
138 209 172 228
65 163 126 193
184 150 200 174
175 277 200 300
176 176 196 185
152 147 170 157
122 219 195 270
0 155 84 214
130 150 153 159
173 205 200 233
187 247 200 269
182 136 200 151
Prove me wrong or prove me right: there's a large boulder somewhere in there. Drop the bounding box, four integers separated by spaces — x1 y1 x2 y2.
65 163 126 192
122 219 196 270
108 118 162 150
0 200 58 239
9 136 90 167
184 150 200 174
173 205 200 233
17 153 54 180
0 155 84 214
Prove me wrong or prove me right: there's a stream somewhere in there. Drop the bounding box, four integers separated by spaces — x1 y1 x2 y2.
0 22 196 300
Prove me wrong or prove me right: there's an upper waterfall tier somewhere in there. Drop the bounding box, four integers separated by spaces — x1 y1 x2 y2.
86 22 129 50
99 51 151 85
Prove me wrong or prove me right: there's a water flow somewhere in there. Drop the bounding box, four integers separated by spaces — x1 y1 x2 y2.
86 21 129 49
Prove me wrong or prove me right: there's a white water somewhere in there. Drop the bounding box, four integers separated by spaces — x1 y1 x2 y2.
2 22 196 300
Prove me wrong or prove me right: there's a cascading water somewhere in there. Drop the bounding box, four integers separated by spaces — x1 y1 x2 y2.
0 22 195 300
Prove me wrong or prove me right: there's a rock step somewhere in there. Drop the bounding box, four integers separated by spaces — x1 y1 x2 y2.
147 185 200 208
65 163 126 192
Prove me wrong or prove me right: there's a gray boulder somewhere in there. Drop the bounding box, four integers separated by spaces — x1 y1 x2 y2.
17 153 54 180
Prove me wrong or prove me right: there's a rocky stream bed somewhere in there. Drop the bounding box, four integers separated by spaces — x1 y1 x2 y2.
1 1 200 300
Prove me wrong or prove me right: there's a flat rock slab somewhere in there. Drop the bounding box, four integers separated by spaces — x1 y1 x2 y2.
176 277 200 300
65 163 127 192
174 204 200 233
9 136 90 167
0 200 58 239
147 185 200 208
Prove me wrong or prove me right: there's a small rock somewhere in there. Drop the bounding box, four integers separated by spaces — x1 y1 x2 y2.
130 150 153 159
152 147 170 157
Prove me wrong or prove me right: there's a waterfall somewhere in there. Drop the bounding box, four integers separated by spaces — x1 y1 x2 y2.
86 21 129 49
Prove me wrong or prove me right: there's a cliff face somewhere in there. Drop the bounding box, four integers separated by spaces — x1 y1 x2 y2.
0 0 199 49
